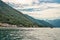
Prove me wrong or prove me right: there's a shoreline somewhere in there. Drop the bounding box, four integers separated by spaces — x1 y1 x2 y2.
0 27 60 29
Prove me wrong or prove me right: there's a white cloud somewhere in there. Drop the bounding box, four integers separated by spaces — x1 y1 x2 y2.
22 8 60 20
2 0 60 20
2 0 33 4
39 8 60 20
20 3 60 20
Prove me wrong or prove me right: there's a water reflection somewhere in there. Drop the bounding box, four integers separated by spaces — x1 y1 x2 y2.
0 29 23 40
0 28 60 40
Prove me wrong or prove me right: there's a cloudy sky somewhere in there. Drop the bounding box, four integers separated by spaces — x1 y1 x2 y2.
2 0 60 4
2 0 33 4
2 0 60 20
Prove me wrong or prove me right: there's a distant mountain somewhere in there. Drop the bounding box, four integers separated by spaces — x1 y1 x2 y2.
24 14 54 27
47 19 60 27
0 0 43 27
39 0 60 3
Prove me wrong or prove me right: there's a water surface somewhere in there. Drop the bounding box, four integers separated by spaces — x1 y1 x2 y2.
0 28 60 40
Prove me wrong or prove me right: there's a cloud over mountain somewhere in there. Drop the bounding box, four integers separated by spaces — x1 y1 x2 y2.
2 0 60 20
1 0 60 27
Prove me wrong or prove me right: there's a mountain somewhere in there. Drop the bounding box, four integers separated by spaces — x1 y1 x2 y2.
24 14 54 27
47 19 60 27
0 0 43 27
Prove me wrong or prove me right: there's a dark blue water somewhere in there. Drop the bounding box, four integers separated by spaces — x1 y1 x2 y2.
0 29 21 40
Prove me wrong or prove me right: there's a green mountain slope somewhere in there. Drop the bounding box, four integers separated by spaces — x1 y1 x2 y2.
24 14 54 27
0 0 43 27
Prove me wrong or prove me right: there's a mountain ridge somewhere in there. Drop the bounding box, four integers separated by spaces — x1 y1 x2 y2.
47 19 60 27
0 0 54 27
0 0 42 27
24 14 54 27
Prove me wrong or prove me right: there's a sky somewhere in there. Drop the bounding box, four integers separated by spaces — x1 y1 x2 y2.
2 0 60 20
2 0 33 4
2 0 60 4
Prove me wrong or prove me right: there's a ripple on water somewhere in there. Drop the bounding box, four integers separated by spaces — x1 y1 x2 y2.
0 28 60 40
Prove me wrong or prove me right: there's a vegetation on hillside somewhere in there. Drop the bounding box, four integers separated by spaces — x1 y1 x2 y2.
0 0 43 27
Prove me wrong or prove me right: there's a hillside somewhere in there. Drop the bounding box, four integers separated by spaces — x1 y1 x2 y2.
24 14 54 27
0 0 43 27
47 19 60 27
